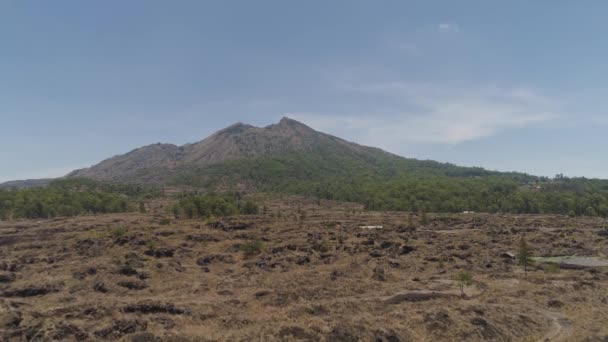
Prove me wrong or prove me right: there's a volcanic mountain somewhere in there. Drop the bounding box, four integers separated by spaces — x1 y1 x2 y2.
66 117 405 184
3 117 529 211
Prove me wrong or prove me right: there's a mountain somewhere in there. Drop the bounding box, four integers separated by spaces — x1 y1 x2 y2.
3 117 608 215
0 178 53 189
66 117 402 184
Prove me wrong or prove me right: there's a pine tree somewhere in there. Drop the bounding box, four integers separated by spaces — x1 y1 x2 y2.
517 235 531 276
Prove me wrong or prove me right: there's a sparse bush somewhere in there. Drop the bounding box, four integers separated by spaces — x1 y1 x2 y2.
420 211 429 226
159 217 170 225
171 193 259 219
240 240 264 257
110 226 127 240
454 271 473 297
517 235 532 276
543 263 560 274
585 206 598 217
240 200 259 215
317 240 333 253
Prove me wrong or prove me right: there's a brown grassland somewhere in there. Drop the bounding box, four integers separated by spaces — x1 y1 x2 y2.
1 195 608 341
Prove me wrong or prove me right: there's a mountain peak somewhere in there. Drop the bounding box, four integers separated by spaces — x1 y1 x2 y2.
216 122 254 135
266 117 314 134
66 116 382 183
278 116 297 124
277 116 307 127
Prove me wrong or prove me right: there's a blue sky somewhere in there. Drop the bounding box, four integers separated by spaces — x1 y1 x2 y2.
2 1 608 182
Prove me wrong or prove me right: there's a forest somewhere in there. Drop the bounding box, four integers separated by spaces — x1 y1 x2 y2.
3 153 608 220
0 178 161 220
172 152 608 217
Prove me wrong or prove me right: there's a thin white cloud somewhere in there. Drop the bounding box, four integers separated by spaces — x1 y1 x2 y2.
438 23 460 33
287 81 558 149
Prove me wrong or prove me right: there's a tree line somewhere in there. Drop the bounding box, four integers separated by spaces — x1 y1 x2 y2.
0 178 161 220
172 151 608 217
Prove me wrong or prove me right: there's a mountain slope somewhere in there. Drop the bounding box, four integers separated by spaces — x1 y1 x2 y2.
67 117 403 183
3 117 608 216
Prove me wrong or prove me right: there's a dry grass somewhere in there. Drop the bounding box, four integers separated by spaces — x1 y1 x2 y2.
1 198 608 341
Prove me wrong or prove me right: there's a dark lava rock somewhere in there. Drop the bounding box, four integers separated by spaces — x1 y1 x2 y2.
144 248 175 258
118 265 139 277
374 328 403 342
361 239 375 246
379 241 396 249
458 244 471 250
124 302 190 315
1 285 58 297
118 280 149 290
52 322 89 341
548 299 564 308
196 254 234 266
210 221 251 232
330 270 345 281
137 272 150 280
94 319 148 339
0 273 16 283
388 260 400 268
187 234 220 242
398 246 415 255
0 262 20 272
397 225 417 233
385 292 452 304
93 282 108 293
295 256 311 265
369 250 384 258
254 290 273 298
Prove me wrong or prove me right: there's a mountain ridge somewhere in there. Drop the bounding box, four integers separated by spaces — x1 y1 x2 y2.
65 117 401 184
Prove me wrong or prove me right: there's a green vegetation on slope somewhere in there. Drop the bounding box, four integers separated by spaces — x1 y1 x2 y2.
0 178 161 220
171 151 608 217
170 192 258 219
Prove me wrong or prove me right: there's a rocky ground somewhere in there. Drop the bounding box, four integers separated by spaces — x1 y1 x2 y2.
1 196 608 341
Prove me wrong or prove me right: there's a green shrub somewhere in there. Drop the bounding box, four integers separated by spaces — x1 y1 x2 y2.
454 271 473 297
110 226 127 240
317 240 333 253
240 240 264 257
543 263 560 274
